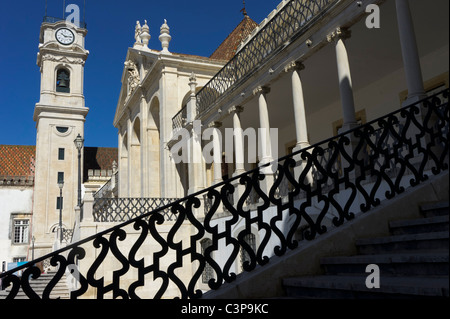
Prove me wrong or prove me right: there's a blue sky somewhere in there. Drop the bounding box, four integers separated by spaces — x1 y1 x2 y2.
0 0 280 148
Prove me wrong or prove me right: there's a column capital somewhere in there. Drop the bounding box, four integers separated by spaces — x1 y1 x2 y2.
327 27 351 43
284 61 305 73
228 105 244 115
253 86 271 96
207 121 222 129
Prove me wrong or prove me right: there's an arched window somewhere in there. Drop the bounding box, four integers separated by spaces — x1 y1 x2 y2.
56 68 70 93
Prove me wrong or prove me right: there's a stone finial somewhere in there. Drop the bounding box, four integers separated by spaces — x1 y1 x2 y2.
189 72 197 96
159 19 172 54
140 20 151 49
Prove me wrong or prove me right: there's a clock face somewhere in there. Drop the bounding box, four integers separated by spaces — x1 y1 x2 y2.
55 28 75 45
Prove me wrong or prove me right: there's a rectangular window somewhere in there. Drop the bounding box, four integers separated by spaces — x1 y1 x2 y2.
13 220 29 244
58 148 65 160
57 197 64 210
57 172 64 184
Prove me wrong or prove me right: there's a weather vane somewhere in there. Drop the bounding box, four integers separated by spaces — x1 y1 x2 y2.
241 0 248 17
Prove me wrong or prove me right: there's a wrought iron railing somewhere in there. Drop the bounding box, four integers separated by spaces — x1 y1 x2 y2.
172 105 188 131
196 0 335 115
93 198 180 222
0 89 448 299
172 0 336 130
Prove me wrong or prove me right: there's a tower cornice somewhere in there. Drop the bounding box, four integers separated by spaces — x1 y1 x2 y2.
33 103 89 123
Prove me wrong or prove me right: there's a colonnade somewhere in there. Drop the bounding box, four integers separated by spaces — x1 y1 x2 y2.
118 0 425 202
184 0 426 197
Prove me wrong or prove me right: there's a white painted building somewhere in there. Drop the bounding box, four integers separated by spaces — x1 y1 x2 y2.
0 149 35 272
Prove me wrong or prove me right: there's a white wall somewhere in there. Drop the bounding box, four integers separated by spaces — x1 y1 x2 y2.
0 186 33 269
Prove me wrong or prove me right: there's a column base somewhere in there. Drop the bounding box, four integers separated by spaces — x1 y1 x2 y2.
338 122 360 135
188 187 205 196
402 93 428 108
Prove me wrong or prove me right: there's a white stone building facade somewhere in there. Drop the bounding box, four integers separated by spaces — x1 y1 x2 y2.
95 0 448 298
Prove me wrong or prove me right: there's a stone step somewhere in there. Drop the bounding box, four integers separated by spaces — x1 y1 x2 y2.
321 252 449 277
0 291 70 300
421 201 449 218
281 201 449 299
3 291 70 299
283 275 449 299
19 280 68 288
389 215 449 235
0 272 70 299
355 231 449 255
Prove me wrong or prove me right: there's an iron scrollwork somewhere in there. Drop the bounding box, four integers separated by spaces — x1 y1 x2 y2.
172 0 336 130
1 89 448 299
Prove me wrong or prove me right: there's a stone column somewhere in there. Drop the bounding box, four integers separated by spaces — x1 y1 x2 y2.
209 121 223 185
118 125 129 198
328 28 361 181
253 86 274 165
285 61 310 151
229 106 245 176
396 0 426 106
139 95 149 197
126 114 133 197
328 28 358 132
187 121 205 195
186 73 206 196
229 106 246 205
285 61 313 185
253 86 274 194
396 0 430 168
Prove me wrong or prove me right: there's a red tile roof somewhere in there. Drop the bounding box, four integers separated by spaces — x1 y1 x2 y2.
0 144 117 181
83 147 118 181
0 145 36 177
210 16 258 61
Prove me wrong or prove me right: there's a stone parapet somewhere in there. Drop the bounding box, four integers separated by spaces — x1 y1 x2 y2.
0 176 34 186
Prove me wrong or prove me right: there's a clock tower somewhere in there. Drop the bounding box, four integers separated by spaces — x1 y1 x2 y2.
33 18 89 258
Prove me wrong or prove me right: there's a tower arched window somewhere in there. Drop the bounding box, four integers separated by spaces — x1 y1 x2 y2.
56 68 70 93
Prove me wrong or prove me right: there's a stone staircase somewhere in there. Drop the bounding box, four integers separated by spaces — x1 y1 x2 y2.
0 271 70 299
283 201 449 299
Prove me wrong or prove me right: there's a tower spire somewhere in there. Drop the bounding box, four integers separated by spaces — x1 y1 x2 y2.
240 0 248 17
